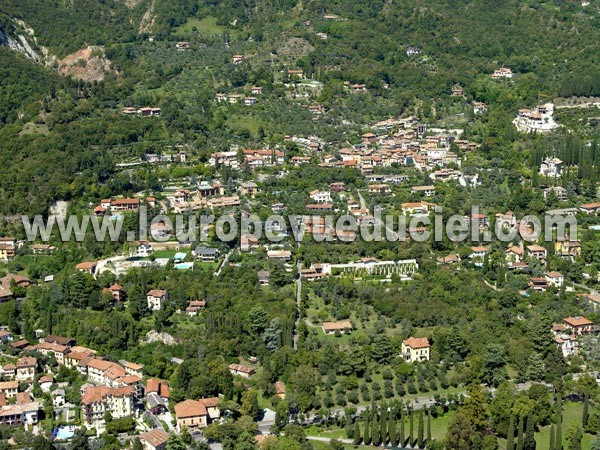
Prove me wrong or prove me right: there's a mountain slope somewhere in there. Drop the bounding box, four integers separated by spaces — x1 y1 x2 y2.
0 0 135 58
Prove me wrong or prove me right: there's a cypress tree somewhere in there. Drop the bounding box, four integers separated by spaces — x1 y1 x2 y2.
549 424 555 450
583 393 589 429
517 415 525 450
372 413 381 446
381 403 388 444
507 415 515 450
427 410 431 444
410 411 414 447
417 409 424 448
353 420 362 445
389 413 397 446
523 415 536 450
556 393 563 450
400 409 406 446
363 412 371 445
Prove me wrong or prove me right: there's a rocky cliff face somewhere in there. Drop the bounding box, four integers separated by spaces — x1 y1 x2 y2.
56 46 112 82
0 18 112 82
0 18 49 63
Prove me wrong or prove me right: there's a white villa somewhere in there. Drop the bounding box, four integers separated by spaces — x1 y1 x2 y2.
513 103 559 133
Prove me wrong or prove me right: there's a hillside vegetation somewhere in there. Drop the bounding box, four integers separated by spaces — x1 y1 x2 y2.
0 0 599 214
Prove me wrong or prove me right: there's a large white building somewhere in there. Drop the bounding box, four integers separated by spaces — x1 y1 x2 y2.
82 386 134 424
539 157 563 178
309 190 332 203
513 103 559 133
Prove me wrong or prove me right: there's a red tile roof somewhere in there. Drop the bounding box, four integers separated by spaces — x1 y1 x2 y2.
403 337 430 349
564 316 593 327
174 399 207 418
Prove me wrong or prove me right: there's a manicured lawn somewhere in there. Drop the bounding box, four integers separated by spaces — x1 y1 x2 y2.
535 402 595 449
153 250 177 259
306 426 348 439
429 411 455 441
497 402 595 450
195 261 218 271
311 440 383 450
306 412 454 447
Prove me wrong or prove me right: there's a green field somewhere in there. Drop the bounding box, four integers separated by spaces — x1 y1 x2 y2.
174 17 224 36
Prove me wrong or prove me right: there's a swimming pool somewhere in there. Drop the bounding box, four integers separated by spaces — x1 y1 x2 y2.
174 252 187 262
54 425 75 440
175 262 193 270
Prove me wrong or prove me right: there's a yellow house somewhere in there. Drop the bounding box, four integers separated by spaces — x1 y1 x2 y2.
0 238 16 261
174 399 208 432
0 381 18 399
401 337 431 363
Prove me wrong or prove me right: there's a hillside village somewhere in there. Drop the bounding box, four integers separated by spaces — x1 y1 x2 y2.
0 108 599 447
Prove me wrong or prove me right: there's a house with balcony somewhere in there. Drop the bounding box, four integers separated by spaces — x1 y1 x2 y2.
15 357 36 381
554 334 577 358
174 399 208 432
402 337 430 362
539 157 563 178
0 238 16 261
563 316 594 335
147 289 168 311
491 67 513 79
526 244 547 261
505 245 524 263
528 277 548 292
410 185 436 197
309 190 332 203
0 381 18 399
469 246 489 267
82 385 134 424
545 271 564 289
0 401 40 427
